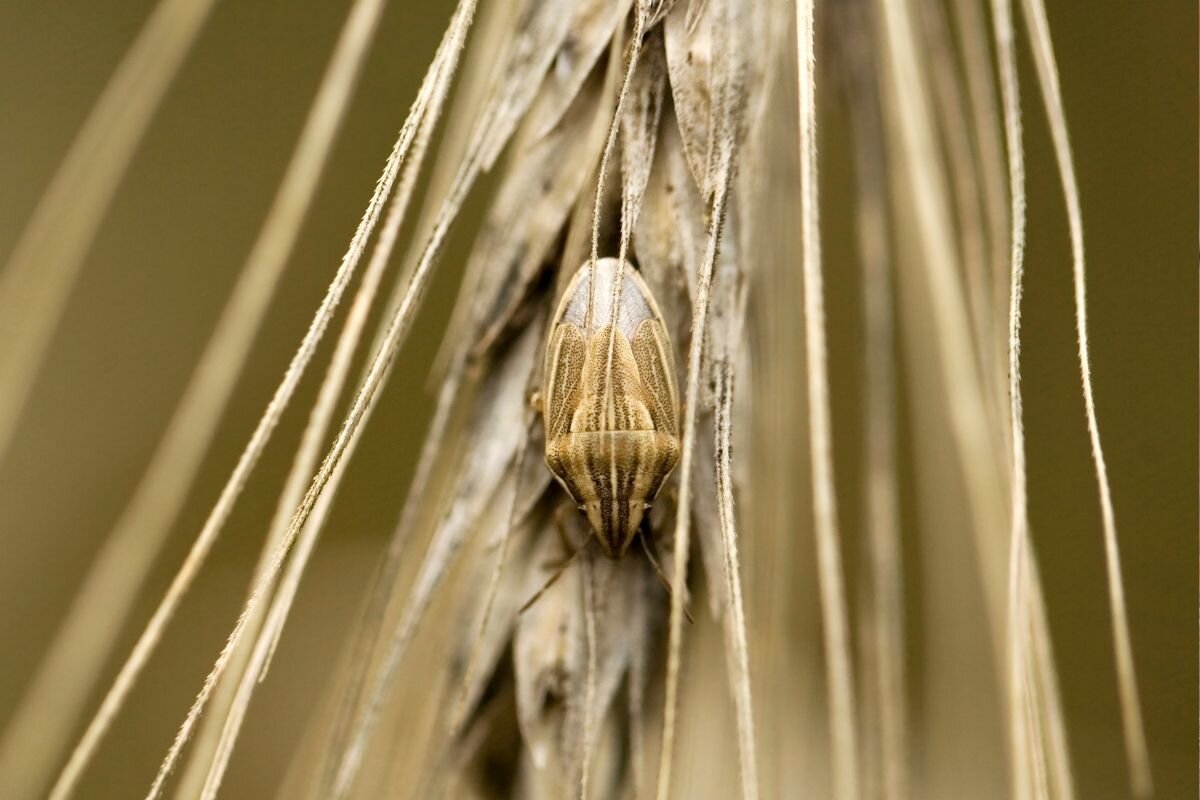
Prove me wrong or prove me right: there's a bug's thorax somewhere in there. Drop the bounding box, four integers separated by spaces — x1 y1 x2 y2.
541 259 681 554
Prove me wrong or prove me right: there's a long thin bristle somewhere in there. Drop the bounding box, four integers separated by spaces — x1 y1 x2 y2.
796 2 860 797
989 0 1037 794
656 3 744 793
1018 0 1152 793
178 21 459 795
715 356 760 800
141 4 481 795
42 0 410 794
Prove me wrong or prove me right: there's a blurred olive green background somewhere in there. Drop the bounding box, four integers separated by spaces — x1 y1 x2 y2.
0 1 1193 798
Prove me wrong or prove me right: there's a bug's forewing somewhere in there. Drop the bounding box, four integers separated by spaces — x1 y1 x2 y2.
630 318 679 435
543 322 586 439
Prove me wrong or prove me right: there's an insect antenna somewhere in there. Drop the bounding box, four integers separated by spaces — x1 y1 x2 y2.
638 525 694 625
518 530 595 615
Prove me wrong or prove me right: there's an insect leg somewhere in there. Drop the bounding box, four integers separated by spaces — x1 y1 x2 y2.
540 502 581 569
520 529 594 615
638 526 694 625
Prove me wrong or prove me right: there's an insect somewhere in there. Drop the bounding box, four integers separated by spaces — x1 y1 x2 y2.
521 257 688 616
542 257 680 558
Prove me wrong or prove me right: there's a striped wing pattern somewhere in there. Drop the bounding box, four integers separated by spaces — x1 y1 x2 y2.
542 259 681 556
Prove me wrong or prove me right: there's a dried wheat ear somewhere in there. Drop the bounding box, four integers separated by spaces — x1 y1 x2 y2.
391 4 764 795
12 0 1151 796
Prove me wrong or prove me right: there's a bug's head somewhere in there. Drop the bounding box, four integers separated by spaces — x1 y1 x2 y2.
580 499 647 559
